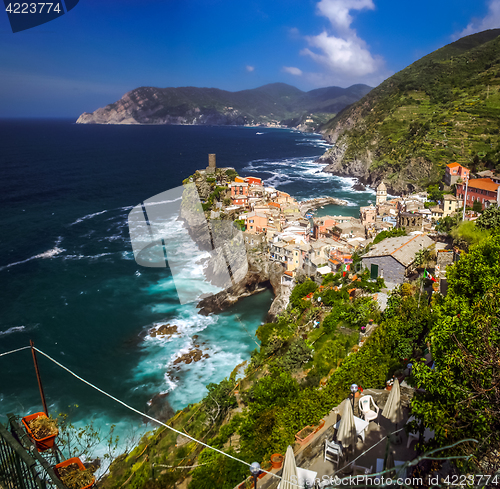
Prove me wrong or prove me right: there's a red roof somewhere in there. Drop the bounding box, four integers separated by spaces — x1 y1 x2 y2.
284 271 293 277
447 162 460 168
466 178 499 192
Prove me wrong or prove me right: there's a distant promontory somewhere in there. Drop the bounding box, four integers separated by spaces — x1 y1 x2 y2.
76 83 371 131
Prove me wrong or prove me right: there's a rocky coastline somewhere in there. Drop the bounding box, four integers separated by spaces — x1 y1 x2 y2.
298 196 348 215
316 143 405 196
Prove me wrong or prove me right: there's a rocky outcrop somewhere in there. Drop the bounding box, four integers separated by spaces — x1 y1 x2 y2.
319 140 435 195
150 324 178 337
299 196 348 215
173 349 209 365
197 251 286 316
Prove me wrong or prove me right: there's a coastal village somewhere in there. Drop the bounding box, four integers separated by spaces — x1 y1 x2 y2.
5 153 498 489
193 154 500 292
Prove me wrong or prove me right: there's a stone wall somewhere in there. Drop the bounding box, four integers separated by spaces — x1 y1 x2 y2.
243 231 267 250
361 255 405 284
436 249 454 268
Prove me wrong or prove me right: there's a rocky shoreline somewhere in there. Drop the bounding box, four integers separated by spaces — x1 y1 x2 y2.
317 141 423 195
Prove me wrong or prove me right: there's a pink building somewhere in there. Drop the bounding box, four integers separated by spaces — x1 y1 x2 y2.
313 216 337 239
445 163 470 186
246 211 268 234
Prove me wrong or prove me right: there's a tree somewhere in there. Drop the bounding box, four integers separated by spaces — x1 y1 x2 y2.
413 247 432 268
472 199 483 213
410 236 500 469
476 204 500 230
372 227 406 245
446 234 500 303
411 286 500 468
435 214 459 233
427 184 443 203
57 407 128 482
289 280 318 309
203 378 237 424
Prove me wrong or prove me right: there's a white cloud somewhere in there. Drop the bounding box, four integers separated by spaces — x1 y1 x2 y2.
453 0 500 39
302 31 380 77
299 0 387 86
246 65 255 72
282 66 303 76
316 0 375 32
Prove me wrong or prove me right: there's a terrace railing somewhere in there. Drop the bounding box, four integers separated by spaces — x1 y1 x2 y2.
0 415 66 489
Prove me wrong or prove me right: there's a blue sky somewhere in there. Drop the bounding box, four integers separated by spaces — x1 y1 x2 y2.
0 0 499 117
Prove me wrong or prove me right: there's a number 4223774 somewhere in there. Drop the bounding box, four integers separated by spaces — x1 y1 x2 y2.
6 3 61 14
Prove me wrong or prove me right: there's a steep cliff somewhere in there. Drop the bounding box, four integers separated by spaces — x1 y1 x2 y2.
319 29 500 193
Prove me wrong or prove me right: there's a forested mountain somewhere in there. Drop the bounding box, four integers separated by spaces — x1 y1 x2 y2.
76 83 372 131
319 29 500 193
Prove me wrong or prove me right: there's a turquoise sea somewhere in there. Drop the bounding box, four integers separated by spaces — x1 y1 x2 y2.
0 121 375 454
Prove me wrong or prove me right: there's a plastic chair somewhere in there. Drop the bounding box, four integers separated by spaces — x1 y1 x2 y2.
358 395 380 423
324 440 343 467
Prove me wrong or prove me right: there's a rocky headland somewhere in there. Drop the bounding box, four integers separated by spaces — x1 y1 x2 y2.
75 83 371 132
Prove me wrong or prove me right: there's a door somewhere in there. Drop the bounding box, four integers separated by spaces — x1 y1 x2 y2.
370 263 379 280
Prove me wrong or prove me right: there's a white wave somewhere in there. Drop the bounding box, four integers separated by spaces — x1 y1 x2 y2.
264 173 294 187
70 210 108 226
0 326 26 337
0 246 65 271
62 252 114 261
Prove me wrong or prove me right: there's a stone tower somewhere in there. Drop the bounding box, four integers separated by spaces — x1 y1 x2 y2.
376 181 387 205
207 154 216 174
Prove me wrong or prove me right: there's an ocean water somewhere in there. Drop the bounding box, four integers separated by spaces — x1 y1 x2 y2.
0 120 375 452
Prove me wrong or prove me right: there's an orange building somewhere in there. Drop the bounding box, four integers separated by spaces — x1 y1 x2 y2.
445 162 470 186
456 178 499 209
313 216 338 239
245 176 262 185
245 211 268 234
230 182 249 206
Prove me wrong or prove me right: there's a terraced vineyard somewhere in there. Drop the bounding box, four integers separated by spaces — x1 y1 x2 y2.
320 29 500 192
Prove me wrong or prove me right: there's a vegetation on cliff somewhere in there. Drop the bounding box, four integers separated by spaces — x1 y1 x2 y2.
320 29 500 193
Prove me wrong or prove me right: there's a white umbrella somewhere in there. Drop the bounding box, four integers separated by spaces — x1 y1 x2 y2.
381 378 403 426
336 400 356 451
280 445 298 489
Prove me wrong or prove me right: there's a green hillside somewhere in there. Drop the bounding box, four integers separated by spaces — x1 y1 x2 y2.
320 29 500 192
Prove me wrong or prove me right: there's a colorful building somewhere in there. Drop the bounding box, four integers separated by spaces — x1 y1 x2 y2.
456 178 500 209
445 162 470 186
230 182 249 206
245 211 268 234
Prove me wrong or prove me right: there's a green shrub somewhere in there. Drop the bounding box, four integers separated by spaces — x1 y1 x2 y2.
289 280 318 309
322 312 339 333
